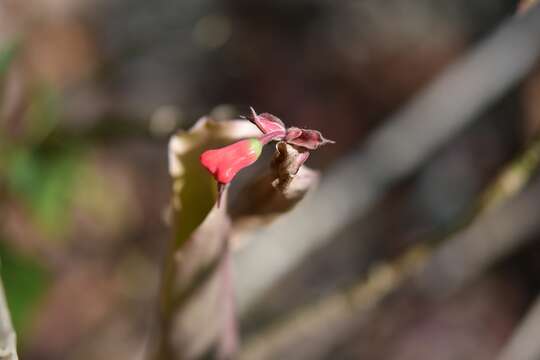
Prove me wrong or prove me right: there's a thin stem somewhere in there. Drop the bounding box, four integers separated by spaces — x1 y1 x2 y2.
0 277 18 360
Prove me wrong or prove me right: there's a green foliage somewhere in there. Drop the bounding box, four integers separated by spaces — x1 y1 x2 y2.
0 62 79 238
26 84 61 143
0 242 49 337
0 38 52 343
0 40 19 79
5 146 83 238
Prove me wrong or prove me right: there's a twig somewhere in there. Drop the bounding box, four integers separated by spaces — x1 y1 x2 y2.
0 277 18 360
414 179 540 297
239 245 430 360
477 137 540 212
234 4 540 311
497 295 540 360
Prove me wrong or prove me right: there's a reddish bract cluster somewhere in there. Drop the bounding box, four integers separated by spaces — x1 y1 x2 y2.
247 107 334 150
200 108 334 206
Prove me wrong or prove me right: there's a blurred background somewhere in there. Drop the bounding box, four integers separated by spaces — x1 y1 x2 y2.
1 0 540 359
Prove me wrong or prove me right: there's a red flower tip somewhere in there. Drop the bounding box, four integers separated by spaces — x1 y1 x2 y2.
200 138 263 185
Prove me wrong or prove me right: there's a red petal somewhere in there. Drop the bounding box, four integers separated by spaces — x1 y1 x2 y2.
200 139 262 184
200 149 222 173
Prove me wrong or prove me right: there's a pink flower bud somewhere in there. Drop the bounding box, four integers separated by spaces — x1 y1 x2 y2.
200 138 263 185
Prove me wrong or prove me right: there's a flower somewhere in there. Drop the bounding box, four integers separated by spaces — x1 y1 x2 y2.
200 138 263 185
200 108 335 206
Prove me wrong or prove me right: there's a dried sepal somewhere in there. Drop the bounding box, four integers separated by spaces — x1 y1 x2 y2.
247 107 287 138
229 141 319 233
271 141 311 191
285 127 336 150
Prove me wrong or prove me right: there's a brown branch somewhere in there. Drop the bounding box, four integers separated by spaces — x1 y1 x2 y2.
414 177 540 296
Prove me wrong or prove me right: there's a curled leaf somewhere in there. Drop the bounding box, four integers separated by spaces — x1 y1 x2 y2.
168 117 260 244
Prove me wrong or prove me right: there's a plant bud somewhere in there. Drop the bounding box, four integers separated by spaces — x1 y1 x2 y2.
200 138 263 184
